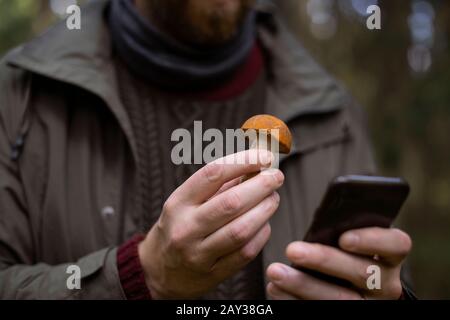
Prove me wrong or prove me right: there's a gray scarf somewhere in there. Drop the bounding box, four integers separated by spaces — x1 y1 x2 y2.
108 0 257 91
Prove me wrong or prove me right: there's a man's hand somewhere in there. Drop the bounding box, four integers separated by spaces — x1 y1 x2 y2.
266 227 412 300
138 150 285 299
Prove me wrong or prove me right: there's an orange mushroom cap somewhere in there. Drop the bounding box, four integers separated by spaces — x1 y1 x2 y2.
241 114 292 154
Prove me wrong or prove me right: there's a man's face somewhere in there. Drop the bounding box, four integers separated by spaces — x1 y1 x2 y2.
144 0 256 46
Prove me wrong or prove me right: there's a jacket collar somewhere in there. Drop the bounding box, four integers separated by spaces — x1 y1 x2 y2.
6 0 136 161
6 0 116 100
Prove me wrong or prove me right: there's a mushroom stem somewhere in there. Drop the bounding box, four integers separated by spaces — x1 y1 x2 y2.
242 131 272 182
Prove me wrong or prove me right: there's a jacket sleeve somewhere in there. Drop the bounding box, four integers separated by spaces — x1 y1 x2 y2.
0 64 126 299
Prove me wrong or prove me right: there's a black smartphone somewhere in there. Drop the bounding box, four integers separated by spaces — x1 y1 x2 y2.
295 175 410 285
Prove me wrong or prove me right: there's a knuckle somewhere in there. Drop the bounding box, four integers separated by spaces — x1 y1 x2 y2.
182 251 195 266
203 162 223 182
220 191 242 214
357 264 372 285
168 235 184 251
168 226 189 251
268 193 280 211
228 222 251 245
162 198 177 215
240 244 258 262
183 250 203 269
261 174 277 190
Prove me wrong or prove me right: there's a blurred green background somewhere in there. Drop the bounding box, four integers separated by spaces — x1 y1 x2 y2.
0 0 449 299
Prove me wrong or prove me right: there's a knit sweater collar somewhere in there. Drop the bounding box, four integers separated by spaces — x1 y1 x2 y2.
108 0 257 92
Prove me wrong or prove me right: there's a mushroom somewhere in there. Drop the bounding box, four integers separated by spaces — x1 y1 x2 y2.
241 114 292 180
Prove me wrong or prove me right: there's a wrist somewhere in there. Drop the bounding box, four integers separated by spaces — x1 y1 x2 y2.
137 231 166 299
117 234 152 300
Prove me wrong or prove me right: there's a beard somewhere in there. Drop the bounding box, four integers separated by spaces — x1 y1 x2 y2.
143 0 256 46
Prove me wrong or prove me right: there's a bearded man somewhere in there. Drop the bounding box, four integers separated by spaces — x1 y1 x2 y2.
0 0 414 299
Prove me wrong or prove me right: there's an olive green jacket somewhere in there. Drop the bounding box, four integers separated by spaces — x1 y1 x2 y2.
0 0 376 299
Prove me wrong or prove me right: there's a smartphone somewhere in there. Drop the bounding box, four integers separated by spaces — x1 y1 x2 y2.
295 175 410 285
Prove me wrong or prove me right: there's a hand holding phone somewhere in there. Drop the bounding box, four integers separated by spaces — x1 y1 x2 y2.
304 175 410 246
295 175 410 285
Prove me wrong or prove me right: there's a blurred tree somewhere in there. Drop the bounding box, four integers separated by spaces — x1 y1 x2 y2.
0 0 36 54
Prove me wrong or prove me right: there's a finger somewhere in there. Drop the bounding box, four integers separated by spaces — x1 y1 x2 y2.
174 149 274 205
201 192 279 258
266 263 362 300
209 178 241 199
339 228 412 265
286 241 376 290
211 223 271 279
266 282 297 300
195 169 283 235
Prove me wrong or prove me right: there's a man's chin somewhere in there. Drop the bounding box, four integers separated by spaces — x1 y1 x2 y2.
186 0 252 46
208 0 242 16
141 0 254 47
